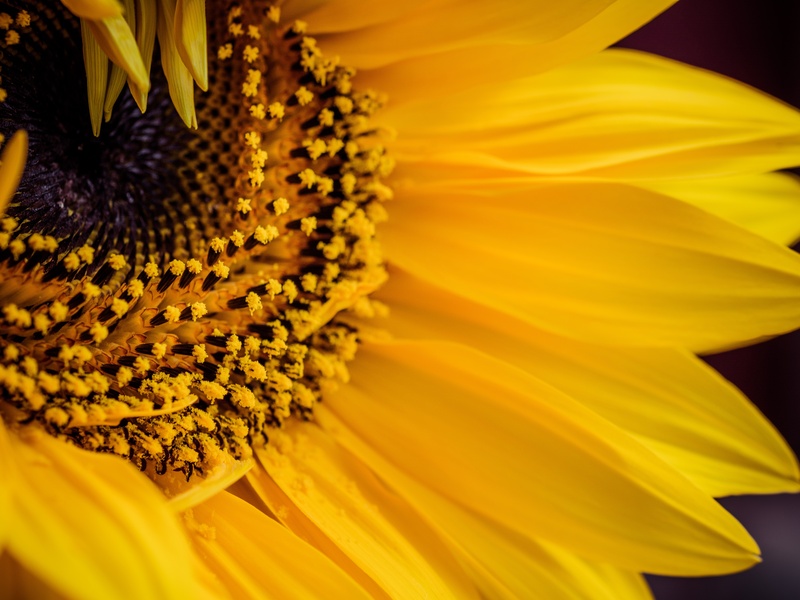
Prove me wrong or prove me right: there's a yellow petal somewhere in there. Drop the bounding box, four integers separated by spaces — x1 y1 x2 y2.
251 424 479 599
301 1 429 34
103 0 136 121
0 553 66 600
321 340 760 575
87 14 150 92
369 267 800 496
0 130 28 215
316 0 615 69
642 173 800 246
157 0 197 128
384 181 800 352
167 458 254 512
128 0 157 112
0 420 13 547
81 20 109 137
382 49 800 180
174 0 208 91
188 491 372 599
318 406 653 600
61 0 122 20
359 0 676 105
5 426 201 600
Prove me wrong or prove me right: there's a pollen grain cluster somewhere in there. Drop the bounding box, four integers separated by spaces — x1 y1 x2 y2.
0 3 391 484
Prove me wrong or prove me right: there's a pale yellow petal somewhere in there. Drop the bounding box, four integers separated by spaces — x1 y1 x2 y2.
359 0 676 105
312 408 652 600
81 20 109 137
319 341 761 575
382 49 800 180
189 491 372 600
87 14 149 92
128 0 157 112
368 267 799 497
0 130 28 215
316 0 615 69
642 173 800 246
383 181 800 352
5 428 200 600
61 0 122 20
244 465 390 599
102 0 135 121
251 424 479 599
175 0 208 91
157 0 197 128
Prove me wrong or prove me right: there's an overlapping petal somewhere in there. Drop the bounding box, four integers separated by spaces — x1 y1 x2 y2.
308 0 615 68
320 339 761 575
308 410 654 600
248 425 479 599
357 0 676 104
381 50 800 180
365 267 799 496
383 181 800 351
188 491 373 599
1 422 200 600
642 173 800 246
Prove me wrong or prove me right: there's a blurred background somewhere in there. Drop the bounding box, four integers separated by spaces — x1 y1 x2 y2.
618 1 800 598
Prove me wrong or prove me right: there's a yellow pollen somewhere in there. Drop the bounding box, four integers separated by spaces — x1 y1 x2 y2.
193 345 208 363
283 280 298 303
298 168 316 188
89 322 109 343
191 302 208 321
164 305 181 323
212 262 230 278
272 197 289 215
304 139 327 160
295 86 314 106
169 260 186 276
218 44 233 60
318 108 334 127
246 292 262 316
249 103 266 119
144 262 160 278
111 298 129 318
229 23 243 36
268 102 285 120
151 343 167 360
210 238 226 253
267 6 280 23
236 197 252 215
77 245 95 264
83 283 101 299
247 24 261 39
243 45 259 63
108 253 127 270
133 356 150 375
63 252 80 271
244 131 261 148
300 217 317 236
49 302 68 322
187 259 203 274
254 225 278 244
230 231 245 247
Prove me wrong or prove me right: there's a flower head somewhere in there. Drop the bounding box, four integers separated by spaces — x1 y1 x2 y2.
2 1 800 598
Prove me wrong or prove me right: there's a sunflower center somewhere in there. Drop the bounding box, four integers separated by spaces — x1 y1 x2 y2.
0 2 390 486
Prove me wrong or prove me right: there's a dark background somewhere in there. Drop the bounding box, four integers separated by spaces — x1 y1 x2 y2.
618 1 800 598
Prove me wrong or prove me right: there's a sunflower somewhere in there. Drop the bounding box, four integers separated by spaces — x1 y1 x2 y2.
1 0 800 597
